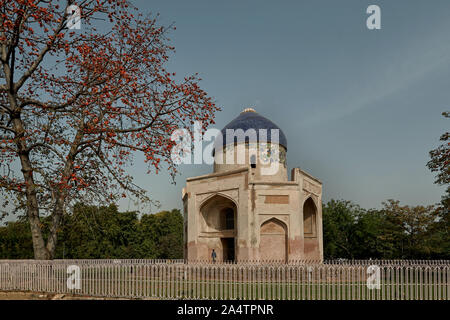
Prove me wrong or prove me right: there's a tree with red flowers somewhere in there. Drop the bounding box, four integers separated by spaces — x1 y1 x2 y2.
0 1 218 259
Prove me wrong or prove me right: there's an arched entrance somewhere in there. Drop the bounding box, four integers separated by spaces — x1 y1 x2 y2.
200 194 237 262
260 218 287 262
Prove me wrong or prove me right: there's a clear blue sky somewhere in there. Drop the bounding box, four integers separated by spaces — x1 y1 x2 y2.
117 0 450 213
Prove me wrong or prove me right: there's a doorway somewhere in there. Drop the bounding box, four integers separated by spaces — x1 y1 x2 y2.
221 238 235 262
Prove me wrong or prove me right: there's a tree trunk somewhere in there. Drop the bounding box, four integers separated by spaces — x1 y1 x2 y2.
45 195 65 259
45 126 83 259
10 109 49 259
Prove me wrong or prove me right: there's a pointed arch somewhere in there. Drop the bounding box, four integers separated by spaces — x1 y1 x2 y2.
260 218 288 262
303 197 317 237
200 194 237 232
199 192 238 211
199 193 237 262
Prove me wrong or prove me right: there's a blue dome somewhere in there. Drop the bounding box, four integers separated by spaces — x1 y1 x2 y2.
215 108 287 150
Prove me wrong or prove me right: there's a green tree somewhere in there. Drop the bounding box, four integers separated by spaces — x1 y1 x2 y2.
0 204 186 259
322 200 361 259
427 112 449 185
353 209 393 259
157 210 183 259
137 214 159 258
380 200 442 259
0 219 33 259
426 111 449 258
59 204 140 259
138 209 183 259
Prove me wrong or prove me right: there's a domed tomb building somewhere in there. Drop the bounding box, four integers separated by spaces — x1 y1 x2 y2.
182 108 323 262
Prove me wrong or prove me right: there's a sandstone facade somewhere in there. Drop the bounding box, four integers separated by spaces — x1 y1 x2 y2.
182 109 323 262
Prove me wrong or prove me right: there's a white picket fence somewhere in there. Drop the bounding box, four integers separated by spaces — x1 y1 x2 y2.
0 260 448 300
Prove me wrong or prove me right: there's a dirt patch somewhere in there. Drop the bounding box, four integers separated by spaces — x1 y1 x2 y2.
0 291 133 300
0 291 51 300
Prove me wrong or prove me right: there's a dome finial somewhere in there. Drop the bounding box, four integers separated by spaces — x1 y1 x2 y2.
241 107 256 113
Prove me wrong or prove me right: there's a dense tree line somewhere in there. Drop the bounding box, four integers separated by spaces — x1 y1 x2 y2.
1 199 447 260
0 204 183 260
323 199 448 259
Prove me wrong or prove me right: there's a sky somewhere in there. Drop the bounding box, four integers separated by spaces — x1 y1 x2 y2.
113 0 450 214
3 0 450 219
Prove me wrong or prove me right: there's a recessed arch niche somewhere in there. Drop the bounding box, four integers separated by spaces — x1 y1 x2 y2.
303 197 317 238
200 194 237 233
259 218 288 262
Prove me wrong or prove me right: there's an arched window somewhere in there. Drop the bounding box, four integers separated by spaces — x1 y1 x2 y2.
303 197 317 237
